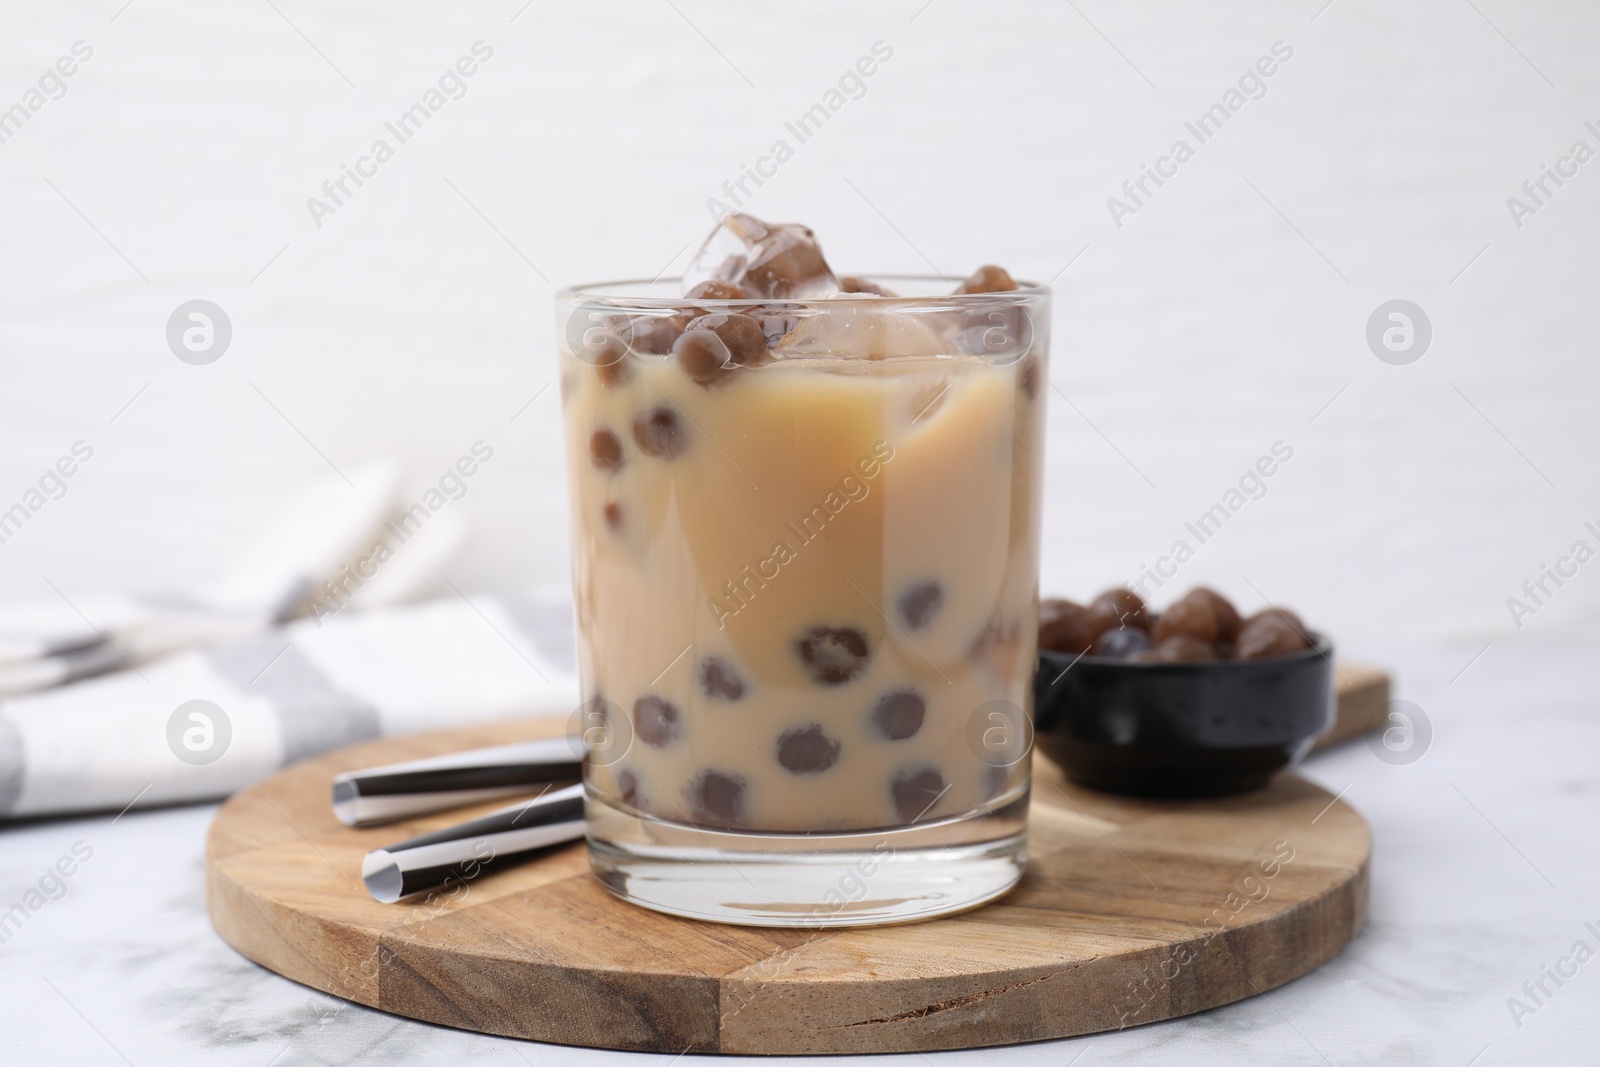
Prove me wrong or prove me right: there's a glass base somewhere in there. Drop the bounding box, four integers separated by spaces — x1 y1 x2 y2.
585 789 1029 928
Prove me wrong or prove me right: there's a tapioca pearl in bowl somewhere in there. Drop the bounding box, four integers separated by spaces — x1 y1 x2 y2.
1235 614 1312 659
1151 593 1225 645
1040 598 1095 656
1087 588 1148 636
1094 626 1151 658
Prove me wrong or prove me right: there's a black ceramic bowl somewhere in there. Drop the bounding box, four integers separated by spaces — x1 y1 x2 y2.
1033 636 1335 797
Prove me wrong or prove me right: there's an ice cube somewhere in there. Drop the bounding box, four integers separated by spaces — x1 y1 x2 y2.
774 303 947 359
683 213 839 299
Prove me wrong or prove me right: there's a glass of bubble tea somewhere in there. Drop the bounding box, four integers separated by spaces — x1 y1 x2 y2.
557 218 1048 927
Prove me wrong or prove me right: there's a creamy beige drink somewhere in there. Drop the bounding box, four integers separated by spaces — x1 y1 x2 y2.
559 215 1046 924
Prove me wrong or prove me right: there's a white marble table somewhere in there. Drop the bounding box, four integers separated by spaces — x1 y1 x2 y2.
3 641 1595 1066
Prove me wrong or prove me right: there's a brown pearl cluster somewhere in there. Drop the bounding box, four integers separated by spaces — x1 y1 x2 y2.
1040 587 1314 663
575 257 1028 401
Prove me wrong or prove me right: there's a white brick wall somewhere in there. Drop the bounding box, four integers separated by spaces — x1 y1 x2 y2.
1 0 1595 649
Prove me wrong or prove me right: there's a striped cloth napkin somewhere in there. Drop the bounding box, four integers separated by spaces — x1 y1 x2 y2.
0 590 579 820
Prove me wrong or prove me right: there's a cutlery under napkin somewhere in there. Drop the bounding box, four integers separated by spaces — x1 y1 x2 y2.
0 464 407 694
0 589 579 820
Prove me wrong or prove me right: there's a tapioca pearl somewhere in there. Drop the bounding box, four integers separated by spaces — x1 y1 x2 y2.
1039 599 1094 655
588 331 631 388
616 767 641 809
685 279 752 301
1152 594 1222 645
891 766 947 823
603 502 623 531
795 626 871 686
1093 626 1151 659
1087 588 1149 636
632 694 681 747
1188 587 1242 641
775 725 842 775
871 689 926 741
590 428 624 472
688 770 747 826
839 276 897 296
693 313 768 364
1234 618 1308 660
632 405 687 459
1245 606 1306 634
897 581 944 631
673 329 734 386
955 264 1017 294
675 312 768 386
626 313 684 355
1138 635 1218 663
698 656 746 701
1019 355 1040 400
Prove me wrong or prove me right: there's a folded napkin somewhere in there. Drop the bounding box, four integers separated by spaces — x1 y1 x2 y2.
0 462 461 696
0 590 579 820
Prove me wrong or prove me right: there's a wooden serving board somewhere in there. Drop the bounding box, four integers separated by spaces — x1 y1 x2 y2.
207 670 1383 1055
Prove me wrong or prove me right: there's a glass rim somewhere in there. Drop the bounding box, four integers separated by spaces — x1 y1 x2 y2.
556 273 1050 310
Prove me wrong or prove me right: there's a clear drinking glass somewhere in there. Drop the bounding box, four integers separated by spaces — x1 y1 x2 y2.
556 277 1049 926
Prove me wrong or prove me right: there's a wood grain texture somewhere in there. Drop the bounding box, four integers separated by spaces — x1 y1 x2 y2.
207 671 1382 1054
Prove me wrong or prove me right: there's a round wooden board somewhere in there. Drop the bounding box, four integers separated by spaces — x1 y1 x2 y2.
207 718 1370 1055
